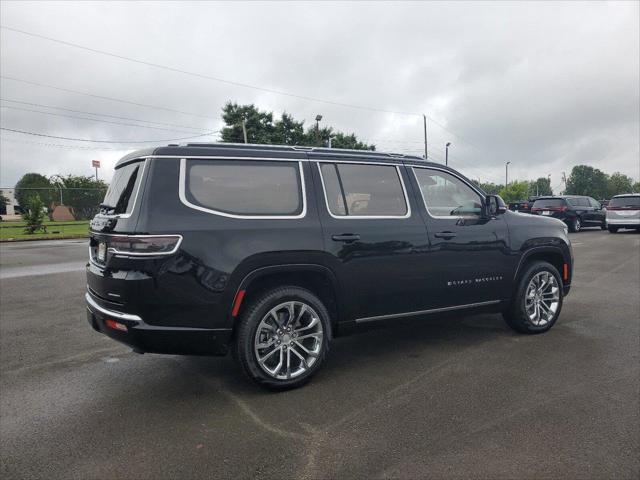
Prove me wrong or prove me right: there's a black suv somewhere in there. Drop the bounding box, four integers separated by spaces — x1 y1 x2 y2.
86 144 573 389
531 195 606 232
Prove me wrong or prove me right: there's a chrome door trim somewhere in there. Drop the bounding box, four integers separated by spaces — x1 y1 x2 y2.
354 300 501 324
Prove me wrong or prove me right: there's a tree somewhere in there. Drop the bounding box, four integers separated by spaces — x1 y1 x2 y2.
15 173 54 209
0 193 8 215
219 103 374 150
606 172 634 198
530 177 552 197
499 180 531 203
633 181 640 193
22 195 47 234
564 165 609 199
56 175 109 220
472 181 504 195
219 103 275 144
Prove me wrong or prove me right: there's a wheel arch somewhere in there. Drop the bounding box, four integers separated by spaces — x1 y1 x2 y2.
514 246 568 286
230 264 343 332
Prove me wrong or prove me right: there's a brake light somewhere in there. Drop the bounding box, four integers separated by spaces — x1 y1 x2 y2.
107 235 182 256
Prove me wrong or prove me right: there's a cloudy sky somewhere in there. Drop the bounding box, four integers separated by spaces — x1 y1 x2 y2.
1 1 638 191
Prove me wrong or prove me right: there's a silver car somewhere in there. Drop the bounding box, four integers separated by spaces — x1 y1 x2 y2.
606 194 640 233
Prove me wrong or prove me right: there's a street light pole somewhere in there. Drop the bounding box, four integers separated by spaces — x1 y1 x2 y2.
505 161 511 187
445 142 451 166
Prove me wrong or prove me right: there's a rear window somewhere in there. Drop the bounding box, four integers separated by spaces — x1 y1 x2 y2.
609 196 640 208
319 162 408 217
533 198 565 208
183 159 303 216
101 160 145 215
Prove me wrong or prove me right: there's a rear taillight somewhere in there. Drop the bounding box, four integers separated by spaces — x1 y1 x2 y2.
107 235 183 256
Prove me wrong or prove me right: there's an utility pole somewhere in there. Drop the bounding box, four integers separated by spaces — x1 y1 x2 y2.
315 115 323 146
241 118 248 144
505 161 511 187
445 142 451 166
423 114 428 159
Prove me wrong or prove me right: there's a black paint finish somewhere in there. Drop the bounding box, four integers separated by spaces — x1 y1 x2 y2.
86 144 573 356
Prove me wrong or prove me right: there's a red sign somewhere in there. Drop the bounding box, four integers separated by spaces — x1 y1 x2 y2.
92 160 101 168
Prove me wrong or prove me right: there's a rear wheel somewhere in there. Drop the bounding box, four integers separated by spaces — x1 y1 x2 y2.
569 216 581 232
608 226 619 233
234 286 331 390
503 261 563 334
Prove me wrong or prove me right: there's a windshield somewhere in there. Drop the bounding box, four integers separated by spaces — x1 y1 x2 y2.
609 196 640 208
101 160 144 215
533 198 565 208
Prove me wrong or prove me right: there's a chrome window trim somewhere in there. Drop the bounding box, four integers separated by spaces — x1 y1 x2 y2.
410 165 484 220
355 300 501 324
316 161 412 220
178 158 307 220
85 291 142 322
100 158 148 219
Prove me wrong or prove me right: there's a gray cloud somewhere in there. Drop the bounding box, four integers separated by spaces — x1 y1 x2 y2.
1 0 638 190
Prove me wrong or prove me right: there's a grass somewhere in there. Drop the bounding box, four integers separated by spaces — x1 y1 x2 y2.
0 219 90 241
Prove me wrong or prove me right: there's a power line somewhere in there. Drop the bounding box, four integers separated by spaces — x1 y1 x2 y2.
1 24 485 149
0 98 210 131
1 137 125 151
0 25 422 118
0 104 209 134
0 75 214 120
0 127 219 144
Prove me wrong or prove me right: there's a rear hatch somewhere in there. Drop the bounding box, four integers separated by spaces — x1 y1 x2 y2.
607 195 640 221
531 198 567 218
88 158 148 302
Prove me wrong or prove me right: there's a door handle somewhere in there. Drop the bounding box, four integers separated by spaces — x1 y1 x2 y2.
331 233 361 242
434 231 457 239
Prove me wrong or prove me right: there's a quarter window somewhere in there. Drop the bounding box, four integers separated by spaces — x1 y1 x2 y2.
184 159 303 216
319 163 408 217
413 168 483 217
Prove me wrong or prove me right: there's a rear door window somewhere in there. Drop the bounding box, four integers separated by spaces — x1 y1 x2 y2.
319 162 408 217
182 159 304 217
101 160 145 215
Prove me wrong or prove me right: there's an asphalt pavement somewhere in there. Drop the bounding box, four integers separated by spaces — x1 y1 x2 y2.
1 230 638 479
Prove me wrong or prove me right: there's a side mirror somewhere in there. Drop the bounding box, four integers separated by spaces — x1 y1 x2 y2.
485 195 507 216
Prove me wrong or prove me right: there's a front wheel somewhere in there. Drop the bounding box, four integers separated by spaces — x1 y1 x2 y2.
234 286 332 390
503 261 563 334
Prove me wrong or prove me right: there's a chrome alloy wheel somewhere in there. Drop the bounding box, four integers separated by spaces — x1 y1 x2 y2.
253 301 324 380
525 271 560 326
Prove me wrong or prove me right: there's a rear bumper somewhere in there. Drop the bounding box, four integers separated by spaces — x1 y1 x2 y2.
606 218 640 226
85 292 231 356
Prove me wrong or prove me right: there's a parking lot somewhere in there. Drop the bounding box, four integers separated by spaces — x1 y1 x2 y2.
1 229 638 479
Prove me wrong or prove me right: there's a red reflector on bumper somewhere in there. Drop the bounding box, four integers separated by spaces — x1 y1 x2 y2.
563 263 569 281
105 319 128 332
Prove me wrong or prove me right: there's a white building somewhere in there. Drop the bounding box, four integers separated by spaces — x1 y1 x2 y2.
0 188 19 216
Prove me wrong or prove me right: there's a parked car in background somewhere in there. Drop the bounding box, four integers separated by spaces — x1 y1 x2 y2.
606 194 640 233
600 199 610 209
508 196 539 213
531 195 606 232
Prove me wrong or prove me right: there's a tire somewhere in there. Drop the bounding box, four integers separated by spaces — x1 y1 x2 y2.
234 286 332 390
503 261 563 334
569 216 581 232
600 221 607 230
608 226 619 233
